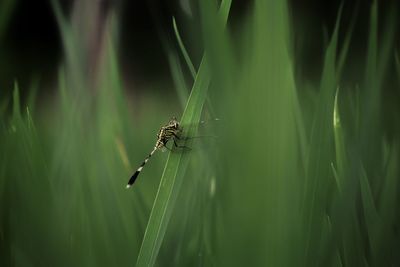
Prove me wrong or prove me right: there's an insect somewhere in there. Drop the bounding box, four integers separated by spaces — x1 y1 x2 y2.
126 117 188 188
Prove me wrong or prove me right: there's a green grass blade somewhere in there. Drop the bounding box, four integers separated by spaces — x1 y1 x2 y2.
302 7 341 265
396 51 400 86
337 7 355 80
333 88 346 182
166 49 189 108
359 164 379 257
367 143 399 264
172 17 197 79
135 1 231 266
12 81 21 121
172 16 217 118
135 59 211 267
27 75 40 114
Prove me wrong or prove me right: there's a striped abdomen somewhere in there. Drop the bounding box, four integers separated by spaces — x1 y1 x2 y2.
126 147 157 188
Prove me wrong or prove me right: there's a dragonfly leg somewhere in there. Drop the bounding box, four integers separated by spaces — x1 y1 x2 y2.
173 133 194 141
173 139 191 150
175 133 217 140
164 144 173 151
173 133 182 140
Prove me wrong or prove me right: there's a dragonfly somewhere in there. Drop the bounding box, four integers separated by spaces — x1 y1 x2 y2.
126 117 189 188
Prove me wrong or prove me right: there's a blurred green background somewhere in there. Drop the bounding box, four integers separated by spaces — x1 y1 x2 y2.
1 0 400 266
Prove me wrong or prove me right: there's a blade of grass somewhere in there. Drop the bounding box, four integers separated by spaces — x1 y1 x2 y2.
27 75 40 114
172 16 217 118
172 17 196 79
135 1 231 266
359 163 380 262
337 6 356 80
333 88 346 183
302 7 341 265
135 59 210 267
166 49 189 108
395 51 400 87
359 1 393 166
12 81 21 121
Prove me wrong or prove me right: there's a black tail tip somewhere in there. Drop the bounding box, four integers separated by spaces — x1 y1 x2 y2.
126 171 140 189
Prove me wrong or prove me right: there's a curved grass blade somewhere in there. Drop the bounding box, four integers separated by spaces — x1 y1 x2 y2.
172 17 196 79
135 60 209 267
396 51 400 86
166 49 189 108
302 6 342 265
172 16 217 118
135 1 231 266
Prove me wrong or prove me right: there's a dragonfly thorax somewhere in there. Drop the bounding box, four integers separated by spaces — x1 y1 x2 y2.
155 118 181 149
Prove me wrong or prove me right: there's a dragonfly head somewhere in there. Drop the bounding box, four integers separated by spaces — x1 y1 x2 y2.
168 117 180 129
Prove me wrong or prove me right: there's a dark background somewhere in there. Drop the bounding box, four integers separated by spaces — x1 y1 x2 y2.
0 0 398 97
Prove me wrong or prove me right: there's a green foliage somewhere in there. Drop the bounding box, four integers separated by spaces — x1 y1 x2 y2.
1 0 400 266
